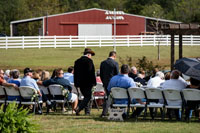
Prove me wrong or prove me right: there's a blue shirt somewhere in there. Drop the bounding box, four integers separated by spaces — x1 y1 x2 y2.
64 72 74 83
8 79 21 101
20 76 40 91
107 74 136 104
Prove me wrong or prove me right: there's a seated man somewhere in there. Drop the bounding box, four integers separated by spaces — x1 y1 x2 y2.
161 70 187 120
107 64 145 118
20 68 45 114
38 68 78 112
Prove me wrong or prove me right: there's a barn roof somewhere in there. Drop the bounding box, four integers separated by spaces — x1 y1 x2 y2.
11 8 181 24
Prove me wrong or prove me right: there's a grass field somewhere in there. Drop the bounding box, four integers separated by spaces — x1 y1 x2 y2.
32 108 200 133
0 46 200 72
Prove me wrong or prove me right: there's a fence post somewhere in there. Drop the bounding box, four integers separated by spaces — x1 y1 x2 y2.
54 35 56 48
99 36 101 47
5 36 8 49
153 35 156 46
22 36 24 49
85 36 87 48
127 35 129 47
191 35 193 46
38 36 41 49
70 35 72 48
166 35 169 46
140 35 143 47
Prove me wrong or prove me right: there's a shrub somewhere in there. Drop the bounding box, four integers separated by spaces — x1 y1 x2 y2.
0 103 37 133
118 56 165 76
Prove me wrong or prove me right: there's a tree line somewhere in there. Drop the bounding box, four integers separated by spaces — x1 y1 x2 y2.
0 0 200 35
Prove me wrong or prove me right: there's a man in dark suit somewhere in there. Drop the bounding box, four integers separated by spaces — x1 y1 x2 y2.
74 48 96 115
100 51 119 117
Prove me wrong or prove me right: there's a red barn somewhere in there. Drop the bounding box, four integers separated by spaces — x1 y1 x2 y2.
10 8 180 36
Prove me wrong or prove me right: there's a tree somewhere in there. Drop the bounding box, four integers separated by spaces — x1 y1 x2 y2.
140 3 165 19
174 0 200 23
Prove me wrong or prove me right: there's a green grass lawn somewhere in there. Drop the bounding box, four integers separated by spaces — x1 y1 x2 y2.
0 46 200 72
32 108 200 133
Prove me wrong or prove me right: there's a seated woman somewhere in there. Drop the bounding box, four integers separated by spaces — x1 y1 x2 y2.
8 69 21 101
185 77 200 120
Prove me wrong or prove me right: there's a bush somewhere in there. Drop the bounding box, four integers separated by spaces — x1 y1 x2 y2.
118 56 165 76
0 103 37 133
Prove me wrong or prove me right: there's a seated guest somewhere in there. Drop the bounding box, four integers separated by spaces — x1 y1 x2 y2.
20 68 42 97
147 71 165 88
185 77 200 120
128 66 138 81
134 74 146 86
41 70 50 81
38 68 78 112
20 68 50 114
161 70 187 120
0 69 18 99
8 69 21 101
4 69 11 82
64 66 74 83
32 72 40 81
107 64 145 118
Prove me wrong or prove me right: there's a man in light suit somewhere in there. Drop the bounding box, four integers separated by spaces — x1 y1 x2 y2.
100 51 119 117
74 48 96 115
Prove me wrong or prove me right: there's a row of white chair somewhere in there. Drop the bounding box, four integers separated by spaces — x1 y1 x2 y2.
0 85 42 113
111 87 200 120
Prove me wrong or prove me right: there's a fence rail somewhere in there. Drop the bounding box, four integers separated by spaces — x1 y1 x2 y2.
0 35 200 49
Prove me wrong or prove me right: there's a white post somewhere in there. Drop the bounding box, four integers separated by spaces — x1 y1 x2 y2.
127 35 129 47
38 36 41 49
166 35 169 46
5 36 8 49
54 35 56 48
99 36 101 47
140 35 143 47
22 36 24 49
70 35 72 48
85 36 87 48
154 35 156 46
114 8 116 51
191 35 193 46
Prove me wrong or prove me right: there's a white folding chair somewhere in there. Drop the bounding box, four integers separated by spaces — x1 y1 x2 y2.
145 87 164 120
48 84 69 112
182 89 200 120
163 89 183 120
128 87 146 119
108 87 129 121
4 86 20 104
19 86 42 114
39 85 49 95
0 85 6 104
111 87 129 108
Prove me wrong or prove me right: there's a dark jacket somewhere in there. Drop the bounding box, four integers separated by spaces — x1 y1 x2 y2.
42 77 72 91
100 58 119 89
74 56 96 88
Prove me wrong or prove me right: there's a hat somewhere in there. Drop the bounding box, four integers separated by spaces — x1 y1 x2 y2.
83 48 95 56
24 68 33 75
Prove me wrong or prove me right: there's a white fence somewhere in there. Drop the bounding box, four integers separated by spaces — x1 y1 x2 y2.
0 35 200 49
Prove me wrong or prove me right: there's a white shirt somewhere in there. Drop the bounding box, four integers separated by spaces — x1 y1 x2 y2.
147 76 165 88
161 79 187 106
